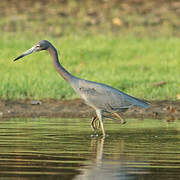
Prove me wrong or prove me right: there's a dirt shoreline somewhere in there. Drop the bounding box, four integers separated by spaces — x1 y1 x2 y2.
0 99 179 121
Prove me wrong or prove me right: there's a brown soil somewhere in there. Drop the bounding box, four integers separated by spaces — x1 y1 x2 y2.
0 99 179 121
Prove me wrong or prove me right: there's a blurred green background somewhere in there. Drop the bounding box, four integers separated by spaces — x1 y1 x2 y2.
0 0 179 100
1 0 180 36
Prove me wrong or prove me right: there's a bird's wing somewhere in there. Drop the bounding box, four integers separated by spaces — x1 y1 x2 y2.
76 80 136 111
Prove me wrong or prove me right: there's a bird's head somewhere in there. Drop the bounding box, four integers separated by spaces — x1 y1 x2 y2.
14 40 51 61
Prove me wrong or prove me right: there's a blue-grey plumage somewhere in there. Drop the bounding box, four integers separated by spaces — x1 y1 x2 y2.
71 78 149 112
14 40 150 137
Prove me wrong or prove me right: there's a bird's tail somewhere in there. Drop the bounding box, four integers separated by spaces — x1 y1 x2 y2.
135 99 150 108
125 93 150 108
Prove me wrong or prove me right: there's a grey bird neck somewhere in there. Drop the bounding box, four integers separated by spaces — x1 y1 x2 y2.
47 45 75 83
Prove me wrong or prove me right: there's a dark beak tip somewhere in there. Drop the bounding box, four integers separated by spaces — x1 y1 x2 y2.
13 54 24 62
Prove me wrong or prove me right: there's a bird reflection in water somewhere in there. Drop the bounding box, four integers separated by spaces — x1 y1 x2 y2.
73 137 146 180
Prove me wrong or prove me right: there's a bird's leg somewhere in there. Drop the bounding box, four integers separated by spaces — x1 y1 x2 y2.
113 112 126 124
91 116 100 131
96 109 105 136
91 114 117 131
91 116 97 131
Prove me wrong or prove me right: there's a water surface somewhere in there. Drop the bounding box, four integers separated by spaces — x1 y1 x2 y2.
0 118 180 180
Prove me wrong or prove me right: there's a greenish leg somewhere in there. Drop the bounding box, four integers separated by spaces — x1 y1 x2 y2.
113 112 126 124
91 116 100 131
96 109 105 137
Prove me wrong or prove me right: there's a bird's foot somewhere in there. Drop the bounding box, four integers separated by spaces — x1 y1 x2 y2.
90 133 109 138
120 119 127 124
113 112 126 125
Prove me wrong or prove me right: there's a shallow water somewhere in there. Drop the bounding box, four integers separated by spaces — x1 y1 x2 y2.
0 118 180 180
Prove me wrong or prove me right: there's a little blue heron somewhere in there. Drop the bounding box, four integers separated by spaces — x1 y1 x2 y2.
14 40 150 136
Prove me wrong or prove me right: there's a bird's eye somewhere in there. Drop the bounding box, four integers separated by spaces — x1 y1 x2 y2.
36 44 40 48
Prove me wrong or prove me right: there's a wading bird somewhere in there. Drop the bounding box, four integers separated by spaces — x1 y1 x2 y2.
14 40 150 136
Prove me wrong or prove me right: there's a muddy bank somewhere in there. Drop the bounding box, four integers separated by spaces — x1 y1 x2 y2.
0 99 179 121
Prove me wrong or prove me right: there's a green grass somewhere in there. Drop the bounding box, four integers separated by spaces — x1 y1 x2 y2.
0 34 179 100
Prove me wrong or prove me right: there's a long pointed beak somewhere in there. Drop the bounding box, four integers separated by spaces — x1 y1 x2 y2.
14 46 36 61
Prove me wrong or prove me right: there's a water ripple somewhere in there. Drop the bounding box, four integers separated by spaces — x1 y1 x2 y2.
0 118 180 179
